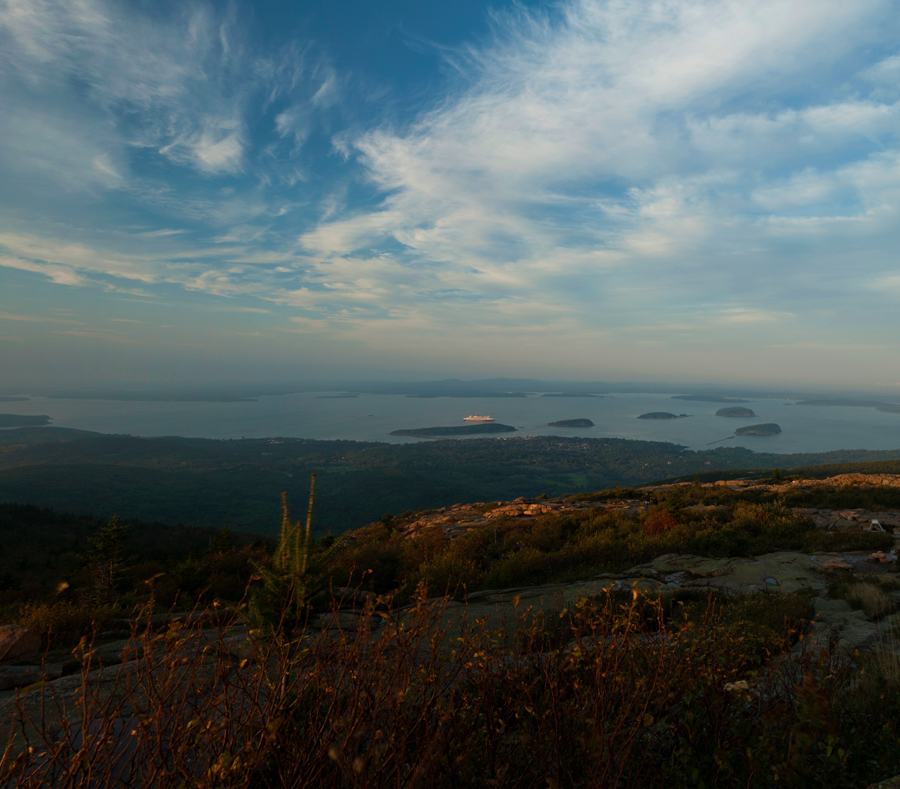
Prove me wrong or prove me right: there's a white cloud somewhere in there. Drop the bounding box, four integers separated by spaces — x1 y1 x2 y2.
4 0 900 383
0 254 88 286
161 123 245 175
0 309 78 323
282 0 900 349
0 0 337 191
275 106 312 147
715 308 795 324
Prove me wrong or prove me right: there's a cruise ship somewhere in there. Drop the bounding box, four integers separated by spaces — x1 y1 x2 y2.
463 415 495 422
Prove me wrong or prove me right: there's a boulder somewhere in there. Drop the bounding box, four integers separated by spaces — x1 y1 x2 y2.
0 626 41 665
829 518 861 532
822 558 853 571
332 587 371 609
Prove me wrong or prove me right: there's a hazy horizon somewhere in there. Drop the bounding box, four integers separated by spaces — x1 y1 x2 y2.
3 376 900 402
3 1 900 391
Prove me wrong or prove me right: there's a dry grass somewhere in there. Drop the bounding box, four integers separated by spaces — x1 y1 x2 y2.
13 601 120 649
0 592 899 788
874 641 900 688
838 582 896 619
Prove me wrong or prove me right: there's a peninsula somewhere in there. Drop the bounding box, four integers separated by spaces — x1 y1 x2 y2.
547 418 595 427
390 423 517 437
0 414 50 427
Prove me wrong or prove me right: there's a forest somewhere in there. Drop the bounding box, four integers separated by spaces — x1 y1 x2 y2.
4 425 900 534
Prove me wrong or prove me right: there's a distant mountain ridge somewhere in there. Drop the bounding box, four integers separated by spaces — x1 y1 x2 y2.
14 379 892 403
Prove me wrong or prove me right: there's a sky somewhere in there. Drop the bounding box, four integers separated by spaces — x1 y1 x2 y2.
2 0 900 391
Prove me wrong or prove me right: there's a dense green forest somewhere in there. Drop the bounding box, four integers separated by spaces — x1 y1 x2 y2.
3 426 900 535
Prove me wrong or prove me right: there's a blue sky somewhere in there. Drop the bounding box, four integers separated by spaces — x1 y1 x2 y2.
2 0 900 390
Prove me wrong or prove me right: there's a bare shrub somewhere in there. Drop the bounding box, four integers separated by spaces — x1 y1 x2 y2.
1 591 899 788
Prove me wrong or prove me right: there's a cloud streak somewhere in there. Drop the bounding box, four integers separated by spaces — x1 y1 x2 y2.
3 0 900 384
290 0 900 345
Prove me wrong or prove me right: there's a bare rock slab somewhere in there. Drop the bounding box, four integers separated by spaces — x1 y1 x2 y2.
0 625 41 665
0 664 63 691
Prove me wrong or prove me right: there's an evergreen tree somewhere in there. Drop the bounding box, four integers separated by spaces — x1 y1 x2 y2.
86 516 129 605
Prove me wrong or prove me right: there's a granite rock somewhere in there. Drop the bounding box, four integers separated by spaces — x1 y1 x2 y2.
0 626 41 665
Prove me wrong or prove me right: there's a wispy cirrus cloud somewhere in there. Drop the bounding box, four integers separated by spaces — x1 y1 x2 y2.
0 310 79 323
295 0 900 342
0 0 340 202
4 0 900 385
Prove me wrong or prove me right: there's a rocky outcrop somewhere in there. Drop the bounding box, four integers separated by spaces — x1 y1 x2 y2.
432 548 900 650
374 475 900 544
391 496 645 540
0 626 40 665
0 663 62 691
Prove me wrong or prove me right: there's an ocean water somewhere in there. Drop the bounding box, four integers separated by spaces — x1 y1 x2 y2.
5 392 900 455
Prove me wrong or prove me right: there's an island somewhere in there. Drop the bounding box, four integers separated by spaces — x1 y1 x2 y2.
316 394 358 399
637 412 690 420
541 393 605 398
405 392 528 399
0 414 51 427
547 418 595 427
735 423 782 436
0 397 29 402
390 423 517 437
671 395 748 403
716 407 757 418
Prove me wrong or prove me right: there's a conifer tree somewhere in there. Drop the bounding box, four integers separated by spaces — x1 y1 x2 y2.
85 515 129 605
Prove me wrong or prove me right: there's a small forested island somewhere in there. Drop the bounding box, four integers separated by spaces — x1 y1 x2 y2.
735 423 782 436
0 396 29 402
0 414 50 427
716 407 757 418
390 423 517 437
637 412 689 420
548 418 595 427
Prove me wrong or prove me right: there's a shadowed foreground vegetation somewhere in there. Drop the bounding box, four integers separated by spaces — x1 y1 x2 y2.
3 480 900 786
3 591 900 787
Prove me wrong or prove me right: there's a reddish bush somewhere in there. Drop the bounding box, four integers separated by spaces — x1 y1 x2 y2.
644 513 678 535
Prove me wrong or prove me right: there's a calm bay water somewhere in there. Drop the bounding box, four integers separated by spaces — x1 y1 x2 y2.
6 392 900 455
